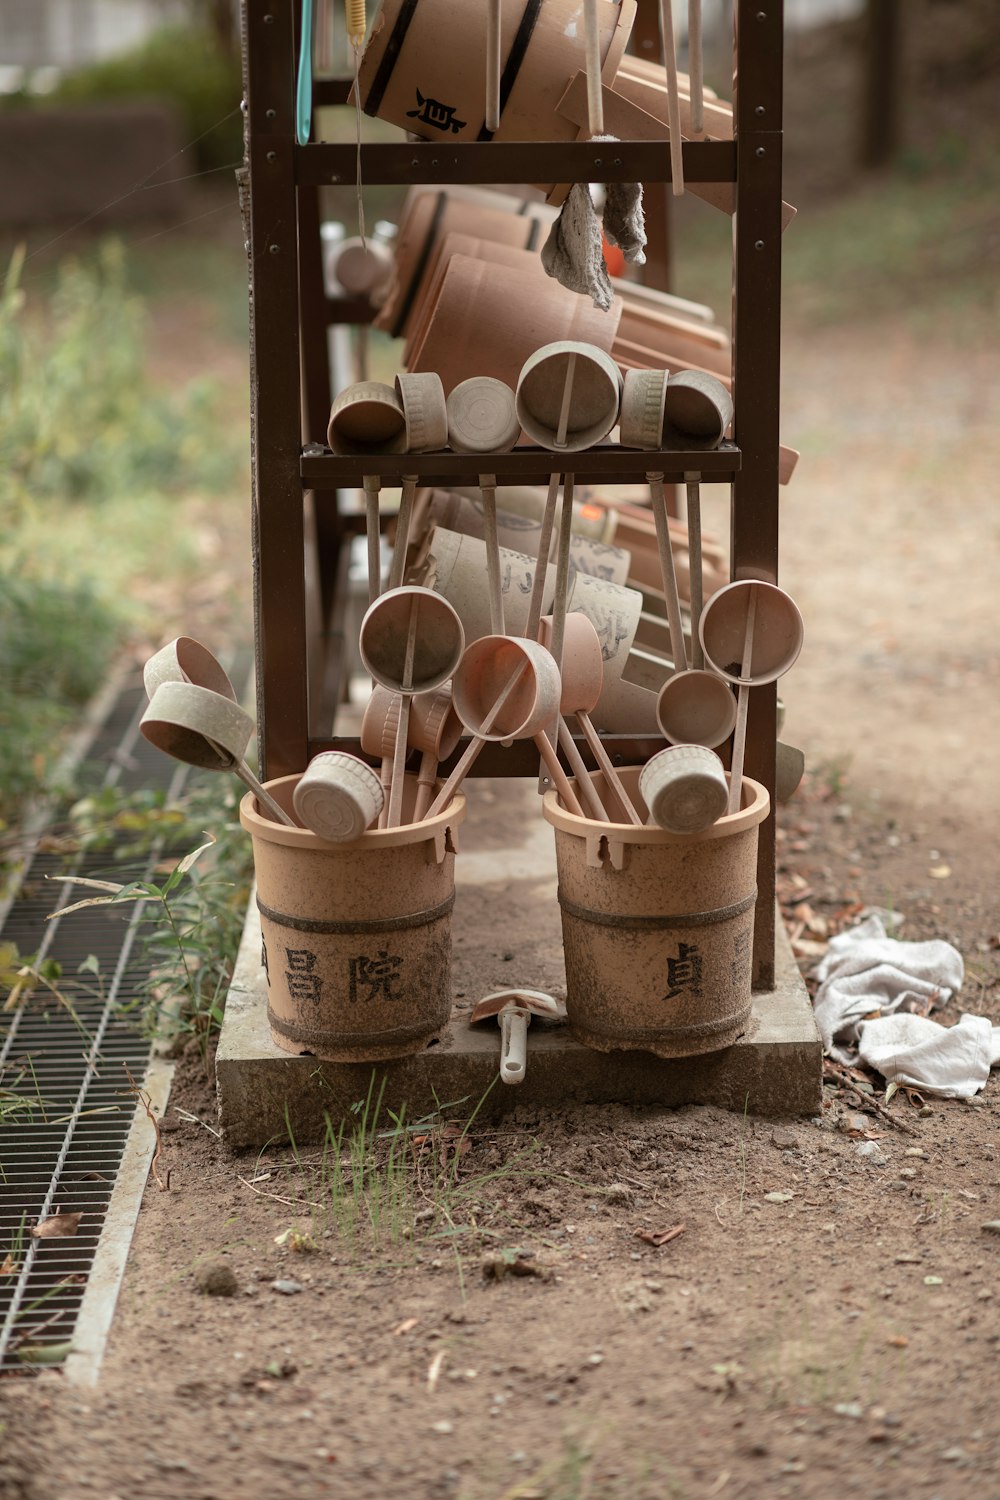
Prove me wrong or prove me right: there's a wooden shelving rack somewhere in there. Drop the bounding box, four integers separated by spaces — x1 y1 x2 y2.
240 0 786 988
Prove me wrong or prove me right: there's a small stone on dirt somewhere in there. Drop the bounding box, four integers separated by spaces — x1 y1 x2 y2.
194 1260 239 1297
855 1141 885 1161
271 1279 304 1295
605 1183 634 1205
771 1128 800 1150
981 1221 1000 1235
764 1191 795 1203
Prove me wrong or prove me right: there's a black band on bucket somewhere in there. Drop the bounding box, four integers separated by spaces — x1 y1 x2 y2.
267 1004 443 1051
555 888 758 931
391 187 446 338
362 0 420 118
257 890 455 936
476 0 544 141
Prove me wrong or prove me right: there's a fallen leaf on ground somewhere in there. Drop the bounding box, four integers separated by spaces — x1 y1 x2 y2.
427 1349 446 1393
16 1341 75 1366
929 865 952 879
1 1253 17 1274
30 1211 83 1239
887 1335 909 1348
481 1250 549 1281
274 1226 318 1253
392 1317 419 1336
635 1224 686 1248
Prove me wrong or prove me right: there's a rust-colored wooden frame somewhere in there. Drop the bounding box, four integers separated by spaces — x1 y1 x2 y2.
241 0 784 985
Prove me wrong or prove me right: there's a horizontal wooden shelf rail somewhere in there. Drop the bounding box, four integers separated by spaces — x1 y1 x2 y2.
293 139 736 189
301 443 740 489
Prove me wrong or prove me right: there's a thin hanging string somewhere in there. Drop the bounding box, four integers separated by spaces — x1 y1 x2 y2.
14 106 243 274
346 0 367 248
353 39 367 247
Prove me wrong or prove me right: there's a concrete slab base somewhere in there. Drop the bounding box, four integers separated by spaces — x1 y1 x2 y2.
217 779 822 1148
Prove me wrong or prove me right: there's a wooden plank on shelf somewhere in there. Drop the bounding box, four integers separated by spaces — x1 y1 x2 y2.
555 73 796 231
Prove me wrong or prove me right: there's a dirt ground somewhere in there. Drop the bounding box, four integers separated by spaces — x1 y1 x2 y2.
3 7 1000 1496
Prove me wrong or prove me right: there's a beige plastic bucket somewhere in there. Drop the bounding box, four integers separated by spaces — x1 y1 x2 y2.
378 197 549 340
356 0 635 146
241 774 465 1062
409 256 621 397
543 767 769 1058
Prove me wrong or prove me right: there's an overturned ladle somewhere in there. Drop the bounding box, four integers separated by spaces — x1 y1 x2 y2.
470 988 567 1085
293 752 384 841
639 743 728 834
700 579 804 816
140 680 295 826
359 586 465 828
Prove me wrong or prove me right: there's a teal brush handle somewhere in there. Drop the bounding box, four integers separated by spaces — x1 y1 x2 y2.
296 0 314 145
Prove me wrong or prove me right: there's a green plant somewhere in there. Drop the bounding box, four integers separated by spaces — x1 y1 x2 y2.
1 242 236 516
276 1076 544 1282
45 791 253 1060
0 562 121 826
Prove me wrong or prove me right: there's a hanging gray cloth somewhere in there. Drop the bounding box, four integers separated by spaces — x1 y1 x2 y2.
603 178 647 266
540 181 614 312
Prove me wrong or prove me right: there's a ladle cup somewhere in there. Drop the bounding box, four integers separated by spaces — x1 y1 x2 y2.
426 637 583 818
327 381 408 604
646 469 738 752
359 586 465 828
140 680 295 827
699 579 804 816
143 636 236 702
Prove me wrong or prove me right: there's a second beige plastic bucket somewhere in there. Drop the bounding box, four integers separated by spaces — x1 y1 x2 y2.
543 767 769 1058
241 774 465 1062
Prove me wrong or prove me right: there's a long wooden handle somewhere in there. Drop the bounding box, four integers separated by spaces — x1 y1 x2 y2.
554 352 578 450
727 584 758 816
363 474 381 604
576 711 643 825
550 473 575 676
413 749 437 821
557 717 609 821
386 598 419 828
525 472 560 642
685 472 704 668
658 0 685 195
648 473 688 672
236 762 297 827
480 473 505 636
584 0 605 137
388 474 417 590
534 733 584 817
688 0 703 135
486 0 501 133
425 658 531 818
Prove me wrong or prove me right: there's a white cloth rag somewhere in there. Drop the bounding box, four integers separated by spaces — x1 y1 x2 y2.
857 1012 1000 1099
813 912 963 1057
812 913 999 1095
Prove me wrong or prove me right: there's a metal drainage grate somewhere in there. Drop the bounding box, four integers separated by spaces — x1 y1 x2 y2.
0 653 248 1377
